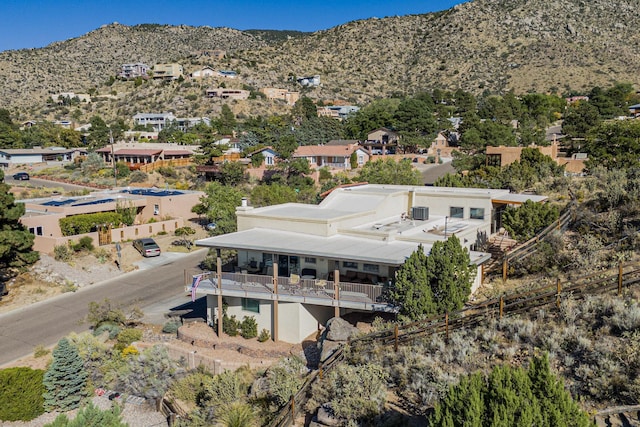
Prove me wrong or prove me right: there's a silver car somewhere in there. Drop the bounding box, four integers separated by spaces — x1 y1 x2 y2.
133 238 161 257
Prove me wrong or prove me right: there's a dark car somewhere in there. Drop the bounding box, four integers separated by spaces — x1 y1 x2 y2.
12 172 30 180
133 238 161 257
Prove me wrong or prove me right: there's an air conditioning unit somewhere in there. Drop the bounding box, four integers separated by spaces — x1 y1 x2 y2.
412 206 429 221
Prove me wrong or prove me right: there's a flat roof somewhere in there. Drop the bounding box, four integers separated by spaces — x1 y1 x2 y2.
196 228 490 266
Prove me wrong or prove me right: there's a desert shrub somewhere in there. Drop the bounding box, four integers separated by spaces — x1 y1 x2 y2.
162 319 181 334
215 402 258 427
71 236 94 252
409 364 457 410
307 363 388 422
605 298 640 334
121 345 139 357
258 356 307 408
240 316 258 339
118 345 178 400
33 345 50 358
115 328 143 351
93 247 111 263
257 328 270 342
201 368 252 416
53 244 73 261
223 315 239 336
86 299 143 329
170 369 213 404
0 367 45 421
128 170 148 183
93 322 121 340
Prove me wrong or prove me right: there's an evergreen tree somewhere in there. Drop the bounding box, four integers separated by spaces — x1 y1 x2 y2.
0 170 39 280
44 402 127 427
43 337 89 411
431 354 593 427
391 236 475 320
501 200 560 242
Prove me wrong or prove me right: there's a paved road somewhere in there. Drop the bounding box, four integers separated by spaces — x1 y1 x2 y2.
6 175 96 192
0 250 208 366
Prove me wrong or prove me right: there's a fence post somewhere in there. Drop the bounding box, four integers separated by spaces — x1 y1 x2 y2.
499 295 504 319
618 263 623 296
502 258 508 282
394 324 399 352
290 395 295 422
556 278 562 309
319 364 323 380
445 312 449 342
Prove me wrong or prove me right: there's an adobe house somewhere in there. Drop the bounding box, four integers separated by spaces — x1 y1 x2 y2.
19 187 204 254
192 184 547 343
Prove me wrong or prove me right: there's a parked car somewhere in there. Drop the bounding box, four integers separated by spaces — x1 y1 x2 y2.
133 238 161 257
12 172 29 180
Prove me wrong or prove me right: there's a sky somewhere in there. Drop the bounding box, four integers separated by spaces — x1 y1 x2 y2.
0 0 466 52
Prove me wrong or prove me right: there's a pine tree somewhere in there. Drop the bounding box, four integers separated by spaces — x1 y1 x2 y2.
391 236 475 320
390 244 436 319
0 170 39 281
44 402 127 427
43 337 89 411
431 355 593 427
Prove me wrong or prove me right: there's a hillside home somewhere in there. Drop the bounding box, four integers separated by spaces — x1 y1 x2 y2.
485 141 586 176
260 88 300 105
95 144 195 167
19 187 204 254
297 75 320 87
192 184 548 343
629 103 640 118
205 88 250 100
362 127 400 154
123 131 159 142
249 147 278 167
152 63 184 80
216 70 237 79
0 147 87 167
292 145 369 170
191 66 216 79
316 105 360 121
132 112 176 132
119 63 149 79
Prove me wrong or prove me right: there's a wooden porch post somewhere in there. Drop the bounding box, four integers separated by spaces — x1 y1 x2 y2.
216 249 223 338
334 269 340 318
273 262 279 342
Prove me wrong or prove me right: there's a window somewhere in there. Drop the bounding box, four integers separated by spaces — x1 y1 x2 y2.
304 257 316 264
363 263 379 273
470 207 485 220
241 298 260 313
450 206 464 218
266 155 274 166
153 204 159 215
343 261 358 269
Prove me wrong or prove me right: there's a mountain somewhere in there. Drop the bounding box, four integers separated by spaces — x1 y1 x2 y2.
1 0 639 123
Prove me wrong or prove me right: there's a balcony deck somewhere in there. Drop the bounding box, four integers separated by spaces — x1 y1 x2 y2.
187 271 397 313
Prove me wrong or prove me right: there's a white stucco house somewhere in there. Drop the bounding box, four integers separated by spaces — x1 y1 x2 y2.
191 184 547 343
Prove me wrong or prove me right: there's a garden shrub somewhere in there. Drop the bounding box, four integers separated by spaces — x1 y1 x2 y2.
115 328 143 351
128 170 148 183
241 316 258 339
0 367 45 421
53 244 73 261
93 322 121 340
223 315 239 336
170 369 213 404
258 328 271 342
162 319 181 334
71 236 94 252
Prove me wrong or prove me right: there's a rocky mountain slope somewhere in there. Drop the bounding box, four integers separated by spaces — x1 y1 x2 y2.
1 0 639 123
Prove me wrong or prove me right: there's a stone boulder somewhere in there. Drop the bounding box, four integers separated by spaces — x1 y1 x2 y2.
325 317 359 342
317 403 341 426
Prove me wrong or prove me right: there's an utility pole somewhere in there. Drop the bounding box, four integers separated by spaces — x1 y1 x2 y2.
110 128 117 188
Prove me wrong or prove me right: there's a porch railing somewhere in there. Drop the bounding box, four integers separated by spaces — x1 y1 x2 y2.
190 271 387 306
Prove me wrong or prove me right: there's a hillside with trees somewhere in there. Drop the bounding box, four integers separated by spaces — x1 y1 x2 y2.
2 0 640 124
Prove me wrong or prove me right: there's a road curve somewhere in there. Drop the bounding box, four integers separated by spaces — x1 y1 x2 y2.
0 250 208 366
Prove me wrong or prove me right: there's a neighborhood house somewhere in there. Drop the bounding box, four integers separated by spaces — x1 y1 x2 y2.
192 184 547 343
